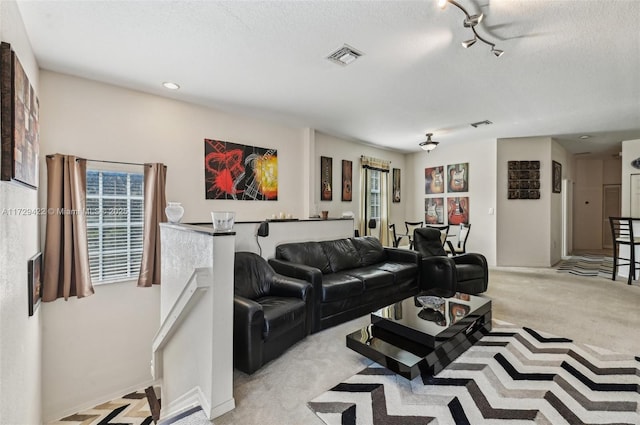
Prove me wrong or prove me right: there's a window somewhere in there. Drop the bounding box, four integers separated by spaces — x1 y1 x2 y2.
86 169 144 284
369 169 381 221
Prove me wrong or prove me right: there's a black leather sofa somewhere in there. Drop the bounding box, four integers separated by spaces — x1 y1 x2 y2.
269 236 420 333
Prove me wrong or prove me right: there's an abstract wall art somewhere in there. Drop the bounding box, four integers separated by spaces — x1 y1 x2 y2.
204 138 277 200
1 42 39 189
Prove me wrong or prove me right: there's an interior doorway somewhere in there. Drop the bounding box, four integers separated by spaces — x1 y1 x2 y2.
602 184 621 249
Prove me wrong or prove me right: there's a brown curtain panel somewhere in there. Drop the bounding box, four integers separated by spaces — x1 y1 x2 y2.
137 163 167 287
42 154 93 301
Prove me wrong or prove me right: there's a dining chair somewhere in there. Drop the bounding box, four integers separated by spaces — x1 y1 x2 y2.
388 224 400 248
609 217 640 285
404 221 424 249
445 223 471 255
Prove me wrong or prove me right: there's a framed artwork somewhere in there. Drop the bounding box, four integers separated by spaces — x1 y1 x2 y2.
321 156 332 201
27 252 42 316
204 138 278 200
552 160 562 193
342 160 352 201
447 196 469 225
507 160 541 200
425 166 444 194
392 168 401 202
425 197 444 224
1 42 40 189
447 163 468 192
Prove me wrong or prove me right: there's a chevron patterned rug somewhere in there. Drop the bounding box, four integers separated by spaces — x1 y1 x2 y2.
308 321 640 424
556 255 613 278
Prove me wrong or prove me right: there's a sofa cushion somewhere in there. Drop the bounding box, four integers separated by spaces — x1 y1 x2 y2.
320 239 361 272
276 241 331 274
258 296 306 341
344 266 394 290
377 261 418 282
351 236 387 266
320 272 364 302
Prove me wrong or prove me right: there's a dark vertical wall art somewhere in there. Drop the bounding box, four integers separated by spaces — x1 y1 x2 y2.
342 160 352 201
552 160 562 193
392 168 401 203
204 138 277 200
321 156 332 201
1 42 40 189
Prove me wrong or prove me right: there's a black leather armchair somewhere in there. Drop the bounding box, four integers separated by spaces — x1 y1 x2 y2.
413 227 488 297
233 252 312 374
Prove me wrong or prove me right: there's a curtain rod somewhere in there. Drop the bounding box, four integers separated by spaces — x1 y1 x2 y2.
46 154 147 167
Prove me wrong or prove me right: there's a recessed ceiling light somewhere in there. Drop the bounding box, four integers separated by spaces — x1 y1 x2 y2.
162 81 180 90
579 135 591 139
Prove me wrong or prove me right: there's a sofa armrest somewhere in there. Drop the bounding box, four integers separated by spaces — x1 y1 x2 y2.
420 256 457 297
233 295 264 374
452 253 488 291
268 258 323 333
271 275 312 300
384 247 420 265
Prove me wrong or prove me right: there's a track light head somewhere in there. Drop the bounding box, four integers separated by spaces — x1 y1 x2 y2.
437 0 448 9
462 38 477 48
492 48 504 57
463 13 484 27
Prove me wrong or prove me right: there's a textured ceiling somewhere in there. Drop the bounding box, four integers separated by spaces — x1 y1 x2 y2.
16 0 640 154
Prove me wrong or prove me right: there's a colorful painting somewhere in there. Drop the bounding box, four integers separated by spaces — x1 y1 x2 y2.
447 196 469 225
28 252 42 316
447 163 468 193
1 42 39 188
204 138 277 200
342 160 352 201
321 156 332 201
425 166 444 194
392 168 401 203
425 197 444 224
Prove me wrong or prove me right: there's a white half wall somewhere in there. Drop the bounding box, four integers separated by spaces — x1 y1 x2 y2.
622 139 640 215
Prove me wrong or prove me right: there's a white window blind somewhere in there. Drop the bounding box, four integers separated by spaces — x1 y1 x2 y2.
369 170 381 220
86 169 144 284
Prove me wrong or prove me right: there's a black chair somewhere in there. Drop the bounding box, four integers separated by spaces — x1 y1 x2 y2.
412 227 488 297
445 223 471 255
233 251 312 374
609 217 640 285
404 221 424 249
388 224 406 248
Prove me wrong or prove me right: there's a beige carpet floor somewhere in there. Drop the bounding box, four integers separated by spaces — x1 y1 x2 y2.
215 266 640 425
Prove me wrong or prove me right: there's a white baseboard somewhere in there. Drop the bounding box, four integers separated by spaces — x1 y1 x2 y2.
161 386 235 421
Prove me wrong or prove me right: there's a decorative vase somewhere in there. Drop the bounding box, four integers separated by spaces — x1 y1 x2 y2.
165 202 184 223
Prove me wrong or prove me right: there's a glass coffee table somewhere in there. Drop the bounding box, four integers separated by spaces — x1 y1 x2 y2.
346 293 492 380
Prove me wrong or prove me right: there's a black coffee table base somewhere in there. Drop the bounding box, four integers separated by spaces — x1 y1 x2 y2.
346 310 492 380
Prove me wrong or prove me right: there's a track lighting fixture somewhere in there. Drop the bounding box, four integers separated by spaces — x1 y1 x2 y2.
419 133 439 152
438 0 503 57
462 38 477 48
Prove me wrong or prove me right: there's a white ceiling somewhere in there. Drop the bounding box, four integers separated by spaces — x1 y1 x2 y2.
16 0 640 155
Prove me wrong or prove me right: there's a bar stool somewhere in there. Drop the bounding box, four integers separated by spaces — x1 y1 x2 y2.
609 217 640 285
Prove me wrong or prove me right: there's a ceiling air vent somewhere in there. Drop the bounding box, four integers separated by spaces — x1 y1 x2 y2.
327 44 363 66
470 120 493 128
